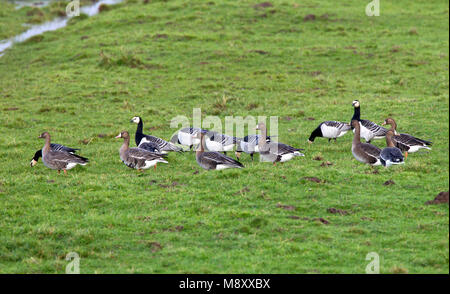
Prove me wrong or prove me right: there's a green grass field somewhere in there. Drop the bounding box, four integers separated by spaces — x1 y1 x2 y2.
0 0 448 273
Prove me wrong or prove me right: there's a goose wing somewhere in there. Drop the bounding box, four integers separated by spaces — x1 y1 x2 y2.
269 142 304 156
209 133 238 145
360 143 381 160
201 151 243 168
141 134 183 152
128 148 167 161
138 141 161 153
360 120 388 137
47 150 88 164
50 143 79 154
324 121 351 131
393 133 432 149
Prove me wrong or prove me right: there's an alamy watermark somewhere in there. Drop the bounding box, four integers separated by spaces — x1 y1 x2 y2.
66 0 80 17
66 252 80 274
365 252 380 274
366 0 380 16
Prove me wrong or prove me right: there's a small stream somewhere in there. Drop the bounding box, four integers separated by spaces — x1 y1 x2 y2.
0 0 123 57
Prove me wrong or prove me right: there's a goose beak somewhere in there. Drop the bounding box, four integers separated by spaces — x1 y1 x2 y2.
130 119 133 123
381 121 386 126
115 133 122 139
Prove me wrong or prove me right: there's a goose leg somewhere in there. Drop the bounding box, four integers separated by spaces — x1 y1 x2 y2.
235 151 241 161
334 138 337 142
154 164 157 171
58 170 61 175
405 152 408 160
189 145 193 150
250 153 254 161
223 152 227 155
63 169 67 176
328 138 331 143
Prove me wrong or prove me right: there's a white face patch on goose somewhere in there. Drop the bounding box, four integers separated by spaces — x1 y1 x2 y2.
131 117 140 123
352 100 360 107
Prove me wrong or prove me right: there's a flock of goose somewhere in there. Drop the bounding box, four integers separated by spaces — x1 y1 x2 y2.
30 100 432 174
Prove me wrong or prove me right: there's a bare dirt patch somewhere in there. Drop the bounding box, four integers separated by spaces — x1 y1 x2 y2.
253 2 273 9
425 191 449 205
303 14 316 21
302 177 323 183
276 203 296 210
327 208 349 215
383 179 395 186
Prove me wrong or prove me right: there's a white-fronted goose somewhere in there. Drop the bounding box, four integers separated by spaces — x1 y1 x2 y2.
204 131 238 155
382 118 432 159
308 121 351 143
38 132 88 175
30 143 80 167
195 132 243 170
256 123 304 164
380 130 405 167
115 131 168 171
235 134 273 161
131 116 182 153
351 120 381 166
351 100 387 143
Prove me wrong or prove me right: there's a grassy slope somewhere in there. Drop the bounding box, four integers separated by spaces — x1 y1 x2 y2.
0 0 448 273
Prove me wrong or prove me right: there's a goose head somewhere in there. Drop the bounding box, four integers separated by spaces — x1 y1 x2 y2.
352 100 360 107
38 132 50 139
130 116 141 124
255 122 266 131
382 118 395 126
115 131 130 139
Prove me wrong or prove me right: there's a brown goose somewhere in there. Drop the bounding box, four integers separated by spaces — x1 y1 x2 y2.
256 122 304 164
380 130 405 167
195 132 243 170
38 132 88 175
115 131 168 171
382 118 432 159
30 143 80 167
351 120 381 166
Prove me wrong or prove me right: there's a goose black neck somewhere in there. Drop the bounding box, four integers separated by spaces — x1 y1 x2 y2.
136 119 143 134
308 125 323 142
135 118 144 145
33 150 42 161
351 106 361 121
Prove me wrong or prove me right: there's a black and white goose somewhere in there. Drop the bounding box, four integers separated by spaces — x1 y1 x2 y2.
170 127 208 150
351 120 381 166
195 132 244 170
30 143 80 167
235 134 272 161
382 118 432 159
380 130 405 167
351 100 387 143
256 123 304 164
308 121 351 143
115 131 168 171
38 132 89 175
131 116 182 153
204 131 238 155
